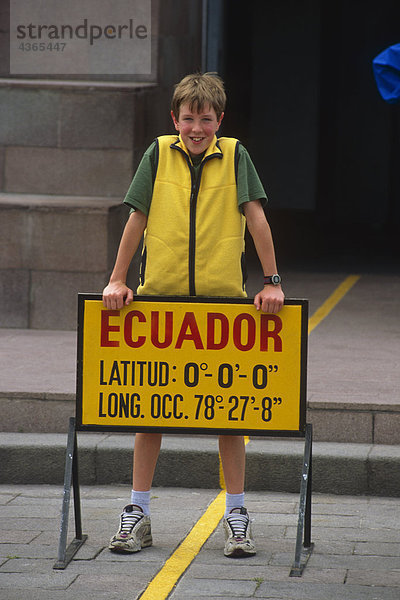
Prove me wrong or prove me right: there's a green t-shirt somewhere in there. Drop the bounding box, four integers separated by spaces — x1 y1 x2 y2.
124 139 267 215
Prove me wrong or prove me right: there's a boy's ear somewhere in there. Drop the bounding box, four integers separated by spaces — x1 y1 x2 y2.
171 110 179 131
217 111 224 130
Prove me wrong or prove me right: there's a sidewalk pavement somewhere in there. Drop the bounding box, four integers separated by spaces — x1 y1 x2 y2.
0 484 399 599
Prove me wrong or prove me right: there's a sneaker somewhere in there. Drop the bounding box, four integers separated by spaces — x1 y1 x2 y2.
223 507 256 557
109 504 152 553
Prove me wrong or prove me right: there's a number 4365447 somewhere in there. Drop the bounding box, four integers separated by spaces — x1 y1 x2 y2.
18 42 66 51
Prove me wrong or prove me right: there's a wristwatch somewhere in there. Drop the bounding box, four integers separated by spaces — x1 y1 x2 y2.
264 274 282 286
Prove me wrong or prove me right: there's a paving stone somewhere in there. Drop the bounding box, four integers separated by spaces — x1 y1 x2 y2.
0 572 76 590
246 500 297 514
192 547 271 567
0 591 121 600
308 514 362 528
67 559 158 577
188 562 280 580
254 581 399 599
0 543 60 559
0 493 18 505
346 569 400 587
0 505 61 519
171 598 255 600
0 557 55 573
172 577 258 597
360 508 400 530
286 524 400 543
8 495 64 507
310 502 364 515
0 530 40 544
302 540 355 555
353 541 400 556
189 563 346 584
0 517 57 531
311 493 370 505
306 553 400 571
68 573 150 596
0 484 63 497
278 566 346 584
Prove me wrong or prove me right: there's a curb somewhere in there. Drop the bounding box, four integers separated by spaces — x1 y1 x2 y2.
2 433 400 496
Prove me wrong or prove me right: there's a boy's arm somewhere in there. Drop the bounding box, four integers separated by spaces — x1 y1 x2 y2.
103 210 147 309
243 199 284 314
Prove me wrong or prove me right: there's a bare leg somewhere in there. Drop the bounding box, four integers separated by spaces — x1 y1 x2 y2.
132 432 162 491
218 435 245 494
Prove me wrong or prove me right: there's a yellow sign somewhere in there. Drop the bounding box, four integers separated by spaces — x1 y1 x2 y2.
76 295 308 435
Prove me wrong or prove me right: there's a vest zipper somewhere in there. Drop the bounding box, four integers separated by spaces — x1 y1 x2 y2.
171 141 221 296
188 157 217 295
188 171 197 296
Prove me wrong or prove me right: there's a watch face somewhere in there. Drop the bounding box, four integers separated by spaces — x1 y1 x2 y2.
271 274 281 285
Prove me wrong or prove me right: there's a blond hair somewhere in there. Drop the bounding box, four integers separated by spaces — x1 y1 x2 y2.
171 72 226 120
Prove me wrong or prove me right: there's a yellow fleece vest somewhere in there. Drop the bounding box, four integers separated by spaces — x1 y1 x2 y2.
137 134 246 297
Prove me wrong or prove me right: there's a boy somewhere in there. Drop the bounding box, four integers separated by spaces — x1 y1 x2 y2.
103 72 284 558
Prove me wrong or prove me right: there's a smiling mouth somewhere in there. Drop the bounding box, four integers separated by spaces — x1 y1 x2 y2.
190 137 204 142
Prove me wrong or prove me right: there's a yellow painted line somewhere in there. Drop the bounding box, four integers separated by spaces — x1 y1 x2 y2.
139 490 225 600
308 275 360 334
140 276 360 599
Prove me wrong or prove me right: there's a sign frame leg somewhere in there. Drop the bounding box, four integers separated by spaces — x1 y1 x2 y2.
289 423 314 577
53 417 88 569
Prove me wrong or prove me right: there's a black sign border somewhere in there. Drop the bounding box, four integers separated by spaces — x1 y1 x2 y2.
76 294 308 437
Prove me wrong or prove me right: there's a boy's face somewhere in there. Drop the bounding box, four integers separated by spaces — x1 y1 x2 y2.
171 103 224 156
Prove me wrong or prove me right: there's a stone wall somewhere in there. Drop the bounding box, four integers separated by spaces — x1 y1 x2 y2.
0 82 162 329
0 0 203 329
0 83 157 197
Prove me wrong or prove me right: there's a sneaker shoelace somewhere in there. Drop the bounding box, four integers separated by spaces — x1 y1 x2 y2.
226 513 249 539
119 510 144 536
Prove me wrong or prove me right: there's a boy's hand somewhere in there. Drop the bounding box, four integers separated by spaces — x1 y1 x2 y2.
102 281 134 310
254 285 284 313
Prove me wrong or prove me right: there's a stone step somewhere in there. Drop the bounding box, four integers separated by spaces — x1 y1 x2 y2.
1 432 399 497
0 193 139 329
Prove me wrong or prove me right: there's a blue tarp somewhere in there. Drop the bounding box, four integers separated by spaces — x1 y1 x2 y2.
372 43 400 104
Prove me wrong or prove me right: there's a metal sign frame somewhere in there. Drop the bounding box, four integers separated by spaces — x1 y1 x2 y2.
55 294 313 575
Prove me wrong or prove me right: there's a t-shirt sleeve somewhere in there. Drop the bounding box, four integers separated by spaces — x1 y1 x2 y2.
124 141 157 216
236 144 268 209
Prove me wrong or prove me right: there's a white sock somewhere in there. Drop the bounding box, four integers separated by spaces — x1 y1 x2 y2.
225 492 245 517
130 489 151 516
